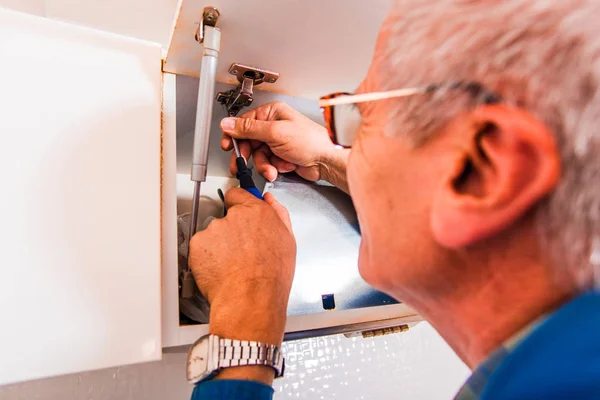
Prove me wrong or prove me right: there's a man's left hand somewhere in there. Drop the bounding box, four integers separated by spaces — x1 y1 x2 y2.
189 188 296 349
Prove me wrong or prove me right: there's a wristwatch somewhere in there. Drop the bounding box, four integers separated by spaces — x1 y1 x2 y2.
186 334 285 384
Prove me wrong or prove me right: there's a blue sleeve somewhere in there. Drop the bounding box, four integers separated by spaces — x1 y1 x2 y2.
191 380 274 400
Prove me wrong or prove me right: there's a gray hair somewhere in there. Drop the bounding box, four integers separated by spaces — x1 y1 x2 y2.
373 0 600 289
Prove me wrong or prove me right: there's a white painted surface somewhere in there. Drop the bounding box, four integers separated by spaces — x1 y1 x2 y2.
0 0 44 15
45 0 177 46
161 72 181 348
0 9 162 385
0 324 470 399
165 0 394 98
0 0 177 44
1 0 389 98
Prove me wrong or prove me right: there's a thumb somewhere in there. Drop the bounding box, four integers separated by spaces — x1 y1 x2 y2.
263 192 293 233
224 187 259 209
220 117 281 143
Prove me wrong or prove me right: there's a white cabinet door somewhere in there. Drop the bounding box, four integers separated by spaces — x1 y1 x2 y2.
0 9 162 385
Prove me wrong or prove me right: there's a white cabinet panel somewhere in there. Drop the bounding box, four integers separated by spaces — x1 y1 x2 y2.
44 0 177 46
0 9 162 385
165 0 394 98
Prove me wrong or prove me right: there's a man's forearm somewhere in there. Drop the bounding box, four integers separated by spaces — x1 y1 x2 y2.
319 148 350 193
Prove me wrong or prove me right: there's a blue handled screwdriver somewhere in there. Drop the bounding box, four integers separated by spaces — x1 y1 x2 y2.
231 137 263 200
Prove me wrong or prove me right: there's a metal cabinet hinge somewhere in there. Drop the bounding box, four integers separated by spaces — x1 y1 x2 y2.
216 63 280 117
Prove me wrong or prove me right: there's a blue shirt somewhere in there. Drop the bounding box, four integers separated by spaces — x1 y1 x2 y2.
192 291 600 400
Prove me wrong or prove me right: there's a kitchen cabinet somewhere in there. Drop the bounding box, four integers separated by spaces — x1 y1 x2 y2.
0 8 162 385
0 0 420 385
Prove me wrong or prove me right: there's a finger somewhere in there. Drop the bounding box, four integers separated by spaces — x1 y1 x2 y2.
239 140 252 161
220 134 233 151
221 117 284 143
249 139 262 150
224 187 259 209
270 155 297 173
239 101 294 121
264 192 293 233
253 145 278 182
227 140 252 176
229 150 237 176
222 133 269 153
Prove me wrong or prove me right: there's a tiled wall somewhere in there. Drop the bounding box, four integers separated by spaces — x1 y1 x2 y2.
275 323 469 399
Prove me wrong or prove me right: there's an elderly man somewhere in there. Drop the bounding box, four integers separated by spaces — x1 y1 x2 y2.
187 0 600 399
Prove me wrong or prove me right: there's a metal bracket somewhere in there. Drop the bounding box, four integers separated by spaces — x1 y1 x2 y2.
195 6 220 43
343 324 410 339
228 63 279 85
216 63 280 117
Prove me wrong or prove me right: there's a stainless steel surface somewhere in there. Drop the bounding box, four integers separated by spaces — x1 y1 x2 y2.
228 63 280 85
264 175 398 316
191 25 220 182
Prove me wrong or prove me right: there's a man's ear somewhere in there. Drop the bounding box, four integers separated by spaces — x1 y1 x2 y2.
430 105 561 248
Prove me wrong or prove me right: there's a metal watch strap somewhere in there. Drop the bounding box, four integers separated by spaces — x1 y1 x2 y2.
217 337 285 378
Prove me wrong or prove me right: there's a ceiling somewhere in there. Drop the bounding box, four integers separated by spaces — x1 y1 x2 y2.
165 0 394 99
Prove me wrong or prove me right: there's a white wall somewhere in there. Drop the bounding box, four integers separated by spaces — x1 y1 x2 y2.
0 1 471 399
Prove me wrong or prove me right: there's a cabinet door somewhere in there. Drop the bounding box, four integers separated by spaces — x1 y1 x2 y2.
0 9 162 385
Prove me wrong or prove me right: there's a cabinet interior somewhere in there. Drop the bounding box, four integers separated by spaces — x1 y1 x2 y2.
170 74 401 334
160 2 420 348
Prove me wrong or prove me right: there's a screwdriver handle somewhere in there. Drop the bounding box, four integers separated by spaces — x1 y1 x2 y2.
235 157 263 200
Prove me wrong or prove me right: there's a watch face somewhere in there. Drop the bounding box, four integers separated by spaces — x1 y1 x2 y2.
187 335 210 383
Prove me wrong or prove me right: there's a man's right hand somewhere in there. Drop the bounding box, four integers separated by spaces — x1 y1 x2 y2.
220 101 350 192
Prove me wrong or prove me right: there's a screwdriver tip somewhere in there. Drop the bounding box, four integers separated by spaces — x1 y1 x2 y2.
232 137 241 158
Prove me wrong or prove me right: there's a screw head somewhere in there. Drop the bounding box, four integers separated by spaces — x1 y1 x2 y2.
230 69 238 75
267 78 276 83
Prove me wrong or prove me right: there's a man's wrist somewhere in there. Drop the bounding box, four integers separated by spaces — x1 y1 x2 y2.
208 291 287 346
213 365 276 385
318 146 350 193
207 300 286 386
